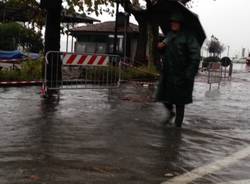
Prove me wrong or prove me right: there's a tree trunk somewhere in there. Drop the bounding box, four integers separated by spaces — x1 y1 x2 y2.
147 21 159 69
44 0 62 89
134 15 147 65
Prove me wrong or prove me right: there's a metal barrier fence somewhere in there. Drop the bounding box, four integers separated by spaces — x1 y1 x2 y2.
207 62 222 89
41 51 121 96
221 64 233 80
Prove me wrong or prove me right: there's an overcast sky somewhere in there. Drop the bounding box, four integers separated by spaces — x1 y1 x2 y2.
62 0 250 58
191 0 250 57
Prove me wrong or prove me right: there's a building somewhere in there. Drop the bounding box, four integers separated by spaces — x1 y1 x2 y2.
69 16 139 61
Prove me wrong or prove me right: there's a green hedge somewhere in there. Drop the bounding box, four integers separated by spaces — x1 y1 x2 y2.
0 60 159 82
0 59 43 81
202 56 220 68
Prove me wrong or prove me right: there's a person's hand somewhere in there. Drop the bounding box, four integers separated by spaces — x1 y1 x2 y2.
157 42 166 49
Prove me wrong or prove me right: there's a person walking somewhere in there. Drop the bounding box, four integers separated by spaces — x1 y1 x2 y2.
156 13 201 127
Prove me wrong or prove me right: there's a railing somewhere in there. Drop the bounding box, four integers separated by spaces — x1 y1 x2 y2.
207 62 222 90
41 51 121 97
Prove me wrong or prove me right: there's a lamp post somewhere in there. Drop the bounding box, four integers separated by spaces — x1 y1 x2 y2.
227 45 230 57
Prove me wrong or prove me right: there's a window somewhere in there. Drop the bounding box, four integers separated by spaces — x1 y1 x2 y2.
75 42 107 54
96 43 106 53
75 43 86 53
108 34 124 54
85 42 96 53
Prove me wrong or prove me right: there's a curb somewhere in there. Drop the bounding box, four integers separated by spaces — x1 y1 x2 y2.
0 80 42 87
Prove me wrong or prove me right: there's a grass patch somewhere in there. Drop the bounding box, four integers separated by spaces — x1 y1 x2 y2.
121 64 160 81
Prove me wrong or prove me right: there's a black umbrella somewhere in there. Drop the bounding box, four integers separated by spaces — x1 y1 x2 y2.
149 1 206 46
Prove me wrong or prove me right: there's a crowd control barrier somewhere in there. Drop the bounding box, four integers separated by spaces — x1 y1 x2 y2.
41 51 121 96
207 62 222 90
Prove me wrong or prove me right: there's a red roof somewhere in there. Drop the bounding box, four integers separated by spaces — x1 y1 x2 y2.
70 21 139 34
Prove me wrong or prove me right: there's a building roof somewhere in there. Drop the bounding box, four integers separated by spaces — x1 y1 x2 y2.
70 21 139 35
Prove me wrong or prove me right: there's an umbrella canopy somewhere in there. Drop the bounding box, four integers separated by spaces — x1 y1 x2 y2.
149 1 206 46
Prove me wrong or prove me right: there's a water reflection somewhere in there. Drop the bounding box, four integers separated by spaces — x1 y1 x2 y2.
205 88 221 98
161 128 183 177
40 94 60 117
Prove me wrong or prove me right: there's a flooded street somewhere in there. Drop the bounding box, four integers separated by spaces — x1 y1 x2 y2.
0 64 250 184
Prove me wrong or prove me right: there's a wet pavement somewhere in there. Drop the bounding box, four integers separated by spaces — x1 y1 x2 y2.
0 64 250 184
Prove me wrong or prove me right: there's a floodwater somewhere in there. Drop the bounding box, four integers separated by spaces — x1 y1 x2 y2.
0 64 250 184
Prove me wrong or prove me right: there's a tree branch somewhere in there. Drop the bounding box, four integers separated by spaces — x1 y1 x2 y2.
121 0 144 15
145 0 152 8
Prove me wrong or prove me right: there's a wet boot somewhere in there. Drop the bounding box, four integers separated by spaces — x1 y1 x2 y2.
163 103 175 124
175 105 185 127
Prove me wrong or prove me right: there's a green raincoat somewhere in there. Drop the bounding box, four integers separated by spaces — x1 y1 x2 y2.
156 30 201 105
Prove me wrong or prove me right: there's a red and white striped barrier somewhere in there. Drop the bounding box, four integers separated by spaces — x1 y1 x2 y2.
62 54 109 66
